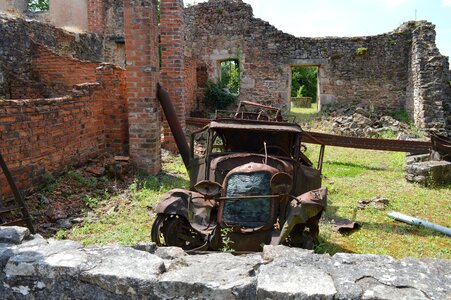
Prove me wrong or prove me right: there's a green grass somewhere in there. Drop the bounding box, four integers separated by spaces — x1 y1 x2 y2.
289 104 319 124
306 144 451 259
65 156 189 246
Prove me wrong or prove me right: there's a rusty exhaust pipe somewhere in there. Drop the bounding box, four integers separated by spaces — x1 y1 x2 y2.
157 83 190 169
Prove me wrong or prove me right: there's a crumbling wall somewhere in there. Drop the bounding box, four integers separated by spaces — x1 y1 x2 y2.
0 0 26 13
0 57 128 196
184 0 411 112
184 0 450 136
407 22 450 136
48 0 88 31
31 45 98 97
0 226 449 299
0 12 103 99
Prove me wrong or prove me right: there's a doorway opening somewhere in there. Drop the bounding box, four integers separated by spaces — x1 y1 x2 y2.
219 59 240 95
290 66 319 113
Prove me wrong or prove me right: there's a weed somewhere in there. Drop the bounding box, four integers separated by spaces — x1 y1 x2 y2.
220 227 235 252
55 229 66 240
83 195 100 208
391 109 411 124
355 47 368 56
41 172 58 193
67 170 97 188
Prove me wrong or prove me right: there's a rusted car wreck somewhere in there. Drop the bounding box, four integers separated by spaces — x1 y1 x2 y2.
152 85 327 251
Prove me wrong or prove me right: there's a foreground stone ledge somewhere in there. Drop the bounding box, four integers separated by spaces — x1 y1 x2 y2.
0 226 449 299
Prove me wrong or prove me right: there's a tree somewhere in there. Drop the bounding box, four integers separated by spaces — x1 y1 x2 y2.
28 0 49 11
291 67 318 101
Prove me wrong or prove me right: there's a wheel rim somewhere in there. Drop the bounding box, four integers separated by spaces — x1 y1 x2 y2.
151 214 205 250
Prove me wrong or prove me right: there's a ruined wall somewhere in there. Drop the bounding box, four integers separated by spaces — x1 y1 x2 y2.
0 85 103 195
31 45 98 97
48 0 88 31
0 226 450 299
407 22 451 136
0 0 26 13
0 45 128 195
184 0 411 112
0 12 103 100
184 0 450 136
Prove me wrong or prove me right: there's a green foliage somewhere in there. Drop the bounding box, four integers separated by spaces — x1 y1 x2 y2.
67 170 97 188
291 67 318 101
355 47 368 56
204 80 237 111
41 172 58 193
27 0 49 11
296 85 304 98
83 195 100 208
391 109 411 124
220 227 235 252
220 60 240 94
55 229 67 240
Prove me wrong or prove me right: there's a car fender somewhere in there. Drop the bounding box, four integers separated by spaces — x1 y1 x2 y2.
154 188 217 235
278 188 327 244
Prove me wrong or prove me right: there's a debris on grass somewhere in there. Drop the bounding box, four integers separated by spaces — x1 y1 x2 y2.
357 196 389 210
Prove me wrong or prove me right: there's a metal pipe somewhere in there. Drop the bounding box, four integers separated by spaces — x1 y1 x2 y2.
0 151 35 234
388 211 451 236
157 83 191 169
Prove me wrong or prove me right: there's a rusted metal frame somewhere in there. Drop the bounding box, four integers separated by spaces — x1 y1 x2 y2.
302 131 431 153
0 151 35 233
216 195 280 201
157 83 191 169
318 144 326 174
189 125 209 160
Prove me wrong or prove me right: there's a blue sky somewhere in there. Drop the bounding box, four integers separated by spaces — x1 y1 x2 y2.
185 0 451 58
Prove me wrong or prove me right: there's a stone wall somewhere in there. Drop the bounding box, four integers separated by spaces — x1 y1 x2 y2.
184 0 450 136
0 226 449 299
407 22 450 136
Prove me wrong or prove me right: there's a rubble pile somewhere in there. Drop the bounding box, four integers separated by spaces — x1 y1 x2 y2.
316 103 415 138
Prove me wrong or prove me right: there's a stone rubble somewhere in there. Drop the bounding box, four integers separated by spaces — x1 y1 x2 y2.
315 103 415 138
0 226 449 299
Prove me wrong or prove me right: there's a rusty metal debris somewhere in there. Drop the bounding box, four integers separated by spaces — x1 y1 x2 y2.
186 117 432 154
430 133 451 161
152 88 327 251
0 151 35 233
357 196 389 210
331 218 361 233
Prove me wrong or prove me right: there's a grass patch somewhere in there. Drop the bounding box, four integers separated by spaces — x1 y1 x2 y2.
289 104 319 124
66 156 189 246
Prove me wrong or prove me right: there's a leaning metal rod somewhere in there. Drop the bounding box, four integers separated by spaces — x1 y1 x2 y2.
388 211 451 236
0 151 35 233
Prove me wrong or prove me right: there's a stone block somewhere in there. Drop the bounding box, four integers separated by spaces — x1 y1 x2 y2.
0 226 30 244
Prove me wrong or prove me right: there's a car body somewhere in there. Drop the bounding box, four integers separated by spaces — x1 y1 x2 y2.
152 97 327 252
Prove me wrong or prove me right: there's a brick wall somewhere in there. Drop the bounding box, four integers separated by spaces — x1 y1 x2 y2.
87 0 106 34
160 0 186 152
124 0 161 174
184 57 198 115
0 85 104 195
96 63 129 154
31 45 98 97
